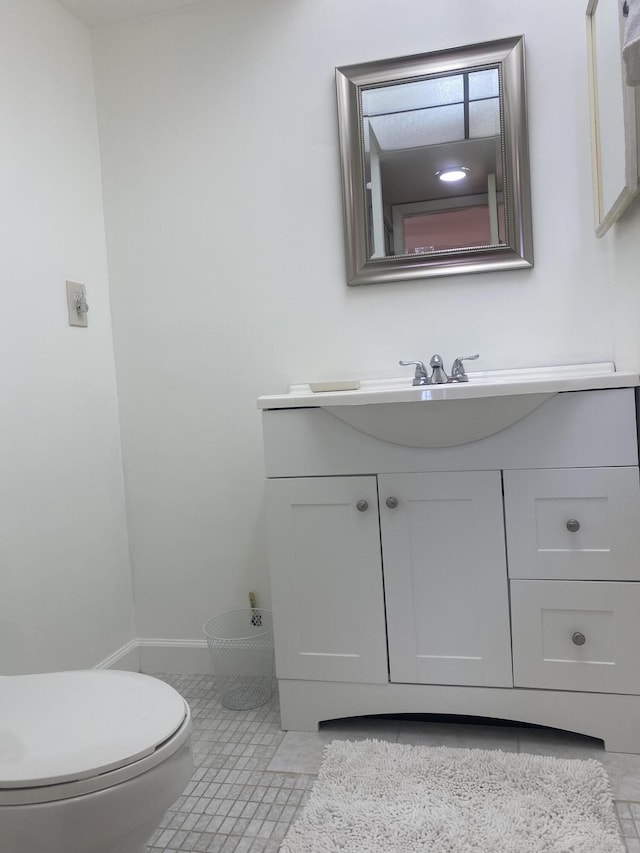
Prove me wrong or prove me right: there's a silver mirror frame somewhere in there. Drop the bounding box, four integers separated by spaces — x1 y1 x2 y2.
336 36 533 286
586 0 640 237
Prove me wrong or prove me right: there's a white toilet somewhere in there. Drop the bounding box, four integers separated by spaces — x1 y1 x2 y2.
0 669 193 853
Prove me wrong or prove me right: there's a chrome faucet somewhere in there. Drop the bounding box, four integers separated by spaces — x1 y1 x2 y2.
400 354 480 385
399 360 429 385
428 354 448 384
449 354 479 382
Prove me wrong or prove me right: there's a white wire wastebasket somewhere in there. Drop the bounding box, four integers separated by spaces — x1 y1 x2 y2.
204 609 275 710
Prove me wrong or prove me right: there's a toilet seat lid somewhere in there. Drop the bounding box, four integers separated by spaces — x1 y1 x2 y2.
0 670 188 788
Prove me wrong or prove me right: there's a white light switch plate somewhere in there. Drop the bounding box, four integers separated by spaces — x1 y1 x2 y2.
66 280 88 327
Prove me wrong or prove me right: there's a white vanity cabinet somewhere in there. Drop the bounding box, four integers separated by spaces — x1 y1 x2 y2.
260 386 640 752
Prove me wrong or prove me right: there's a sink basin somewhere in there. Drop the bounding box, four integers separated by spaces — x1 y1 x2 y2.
257 362 639 447
324 395 555 447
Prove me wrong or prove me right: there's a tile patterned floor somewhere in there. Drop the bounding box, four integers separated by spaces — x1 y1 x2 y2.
148 673 640 852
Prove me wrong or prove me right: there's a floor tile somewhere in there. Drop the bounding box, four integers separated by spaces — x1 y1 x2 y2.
603 753 640 800
147 674 638 852
267 718 400 774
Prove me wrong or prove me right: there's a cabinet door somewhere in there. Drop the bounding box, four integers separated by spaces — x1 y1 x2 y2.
266 476 388 683
504 467 640 580
380 471 512 687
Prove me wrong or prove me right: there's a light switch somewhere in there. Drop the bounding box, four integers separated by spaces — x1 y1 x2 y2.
66 281 89 327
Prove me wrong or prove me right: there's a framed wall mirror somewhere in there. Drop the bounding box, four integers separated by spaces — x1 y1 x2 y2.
586 0 640 236
335 36 533 286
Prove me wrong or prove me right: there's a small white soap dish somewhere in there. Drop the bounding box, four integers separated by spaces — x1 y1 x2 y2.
309 380 361 393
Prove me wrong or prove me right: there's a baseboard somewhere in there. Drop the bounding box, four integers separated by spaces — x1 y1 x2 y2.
95 638 140 672
137 638 213 674
95 638 213 674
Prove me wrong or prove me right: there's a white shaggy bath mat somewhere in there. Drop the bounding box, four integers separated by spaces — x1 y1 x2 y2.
280 739 624 852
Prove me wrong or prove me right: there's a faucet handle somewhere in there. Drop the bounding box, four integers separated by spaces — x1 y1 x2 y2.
450 354 479 382
399 360 429 385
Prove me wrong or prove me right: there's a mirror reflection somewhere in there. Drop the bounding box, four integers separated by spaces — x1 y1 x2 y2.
363 68 504 258
336 36 533 285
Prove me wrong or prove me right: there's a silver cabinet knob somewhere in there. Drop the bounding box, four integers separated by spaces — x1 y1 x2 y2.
356 499 369 512
572 631 586 646
566 519 581 533
386 496 399 509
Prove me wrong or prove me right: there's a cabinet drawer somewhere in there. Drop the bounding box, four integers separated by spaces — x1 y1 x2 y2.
511 580 640 694
504 467 640 580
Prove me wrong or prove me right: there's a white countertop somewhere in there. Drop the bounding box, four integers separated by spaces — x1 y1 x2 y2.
257 362 640 409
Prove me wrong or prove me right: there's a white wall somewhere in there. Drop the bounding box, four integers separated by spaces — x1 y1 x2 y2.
91 0 621 647
0 0 135 674
609 202 640 371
